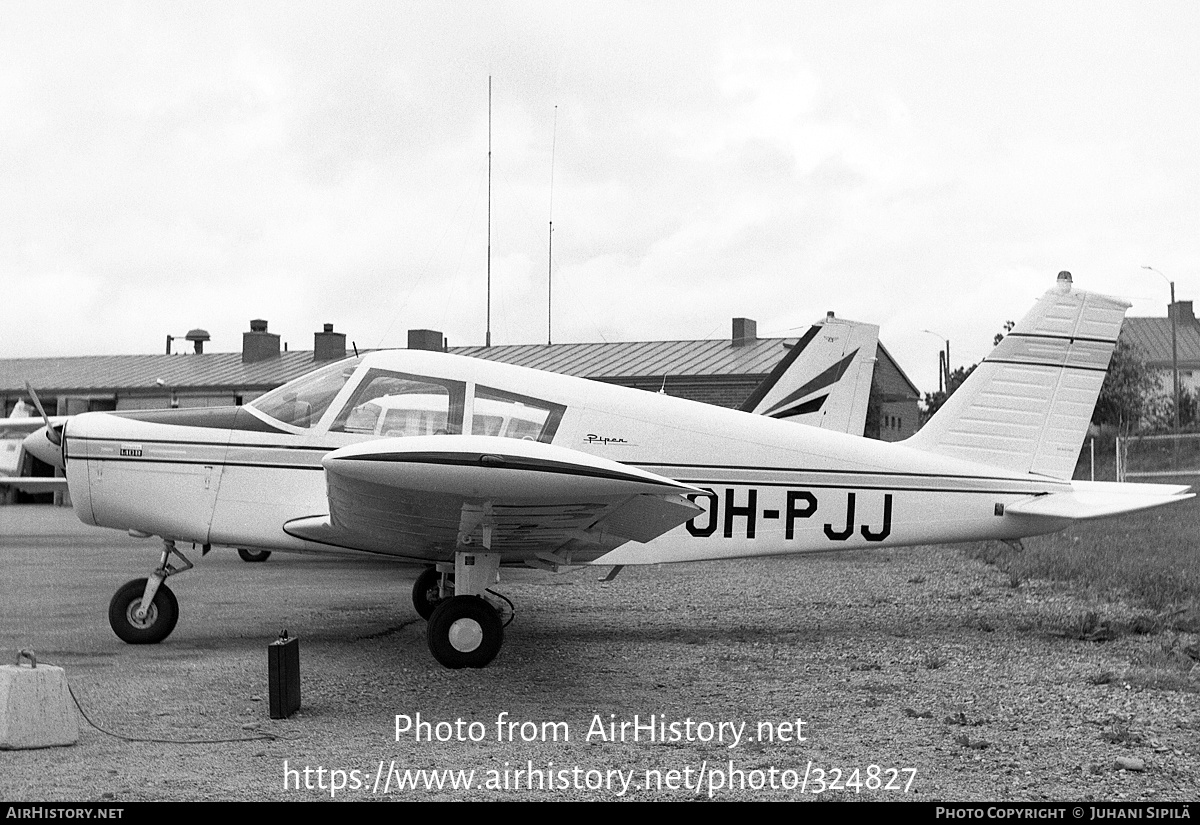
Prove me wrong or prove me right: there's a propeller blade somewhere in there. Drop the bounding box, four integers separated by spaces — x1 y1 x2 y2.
24 381 61 445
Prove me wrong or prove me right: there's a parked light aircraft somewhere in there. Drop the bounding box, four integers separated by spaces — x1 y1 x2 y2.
23 273 1190 668
12 312 878 531
0 400 68 494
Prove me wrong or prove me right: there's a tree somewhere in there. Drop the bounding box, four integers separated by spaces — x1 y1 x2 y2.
1091 338 1162 435
920 364 975 424
920 322 1013 426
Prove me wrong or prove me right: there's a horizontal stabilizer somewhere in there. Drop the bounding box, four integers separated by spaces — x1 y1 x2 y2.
1005 481 1193 521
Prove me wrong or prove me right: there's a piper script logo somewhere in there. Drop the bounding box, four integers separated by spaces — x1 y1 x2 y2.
585 434 630 446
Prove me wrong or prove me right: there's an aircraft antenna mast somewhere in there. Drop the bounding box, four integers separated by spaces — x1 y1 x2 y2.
486 76 493 348
548 104 557 345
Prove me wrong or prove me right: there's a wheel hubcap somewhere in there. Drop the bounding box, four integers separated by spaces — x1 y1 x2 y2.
447 618 483 652
126 600 157 629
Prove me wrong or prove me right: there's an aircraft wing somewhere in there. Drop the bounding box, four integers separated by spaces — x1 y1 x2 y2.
0 416 68 435
284 436 704 566
0 476 68 493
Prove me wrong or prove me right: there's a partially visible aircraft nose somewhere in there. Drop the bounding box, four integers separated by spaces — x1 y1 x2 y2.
23 424 64 470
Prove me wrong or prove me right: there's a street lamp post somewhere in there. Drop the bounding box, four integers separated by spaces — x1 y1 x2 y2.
922 329 951 395
1142 266 1180 434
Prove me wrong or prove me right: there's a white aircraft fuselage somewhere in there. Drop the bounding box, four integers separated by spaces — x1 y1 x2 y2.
66 348 1069 566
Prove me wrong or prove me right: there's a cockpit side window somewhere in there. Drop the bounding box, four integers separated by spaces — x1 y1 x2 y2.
330 369 466 437
249 357 362 429
471 386 565 443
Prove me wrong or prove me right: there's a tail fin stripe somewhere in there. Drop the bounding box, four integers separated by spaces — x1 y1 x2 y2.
737 326 819 414
771 394 828 419
986 359 1109 373
762 349 859 417
1004 332 1118 344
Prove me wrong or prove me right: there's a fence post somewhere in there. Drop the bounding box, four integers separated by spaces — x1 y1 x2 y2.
1115 436 1123 482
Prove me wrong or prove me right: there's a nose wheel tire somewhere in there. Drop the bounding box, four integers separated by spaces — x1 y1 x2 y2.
412 567 450 620
237 548 271 563
426 596 503 669
109 578 179 644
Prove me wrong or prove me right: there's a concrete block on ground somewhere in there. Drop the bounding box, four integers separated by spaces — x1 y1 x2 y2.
0 652 79 749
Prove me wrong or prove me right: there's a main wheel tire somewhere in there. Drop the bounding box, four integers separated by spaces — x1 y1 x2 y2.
426 596 503 669
109 578 179 644
412 567 451 620
237 548 271 563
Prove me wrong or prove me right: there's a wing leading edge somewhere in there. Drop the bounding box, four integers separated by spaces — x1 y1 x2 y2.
283 435 703 565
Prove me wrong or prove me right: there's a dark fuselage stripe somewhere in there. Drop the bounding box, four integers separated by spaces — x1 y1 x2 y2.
70 456 1053 496
676 480 1046 495
70 438 1064 492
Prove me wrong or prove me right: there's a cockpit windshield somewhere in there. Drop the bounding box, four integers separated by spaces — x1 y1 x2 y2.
249 356 363 428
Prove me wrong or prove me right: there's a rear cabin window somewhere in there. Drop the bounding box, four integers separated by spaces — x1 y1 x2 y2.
330 370 466 437
471 386 565 443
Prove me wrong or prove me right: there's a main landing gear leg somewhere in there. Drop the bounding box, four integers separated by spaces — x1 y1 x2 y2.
109 539 193 644
426 550 503 669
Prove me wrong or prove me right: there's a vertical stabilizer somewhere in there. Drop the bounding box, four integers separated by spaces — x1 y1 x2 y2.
905 273 1128 479
741 315 879 436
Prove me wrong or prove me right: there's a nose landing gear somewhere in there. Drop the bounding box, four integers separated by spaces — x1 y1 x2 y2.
108 539 192 644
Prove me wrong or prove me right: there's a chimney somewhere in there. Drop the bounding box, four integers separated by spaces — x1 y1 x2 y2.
242 319 281 363
1168 301 1196 326
314 323 347 361
408 329 446 352
185 328 210 354
732 317 757 347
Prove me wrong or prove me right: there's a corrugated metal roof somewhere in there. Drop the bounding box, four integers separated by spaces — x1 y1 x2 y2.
451 337 792 379
1 333 917 395
1121 318 1200 367
0 352 326 395
0 339 789 396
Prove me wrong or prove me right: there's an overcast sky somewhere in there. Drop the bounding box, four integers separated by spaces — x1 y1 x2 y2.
3 1 1197 393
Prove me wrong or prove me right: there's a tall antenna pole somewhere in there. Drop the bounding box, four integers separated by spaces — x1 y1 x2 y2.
486 76 493 348
548 104 557 345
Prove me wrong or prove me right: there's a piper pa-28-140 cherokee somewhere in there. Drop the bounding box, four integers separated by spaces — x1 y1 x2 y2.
24 273 1191 668
7 311 877 552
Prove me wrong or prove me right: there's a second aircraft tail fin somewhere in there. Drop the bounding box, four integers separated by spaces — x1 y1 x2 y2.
741 315 879 436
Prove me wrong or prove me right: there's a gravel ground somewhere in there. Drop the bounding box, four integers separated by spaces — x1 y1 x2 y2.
1 507 1197 801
